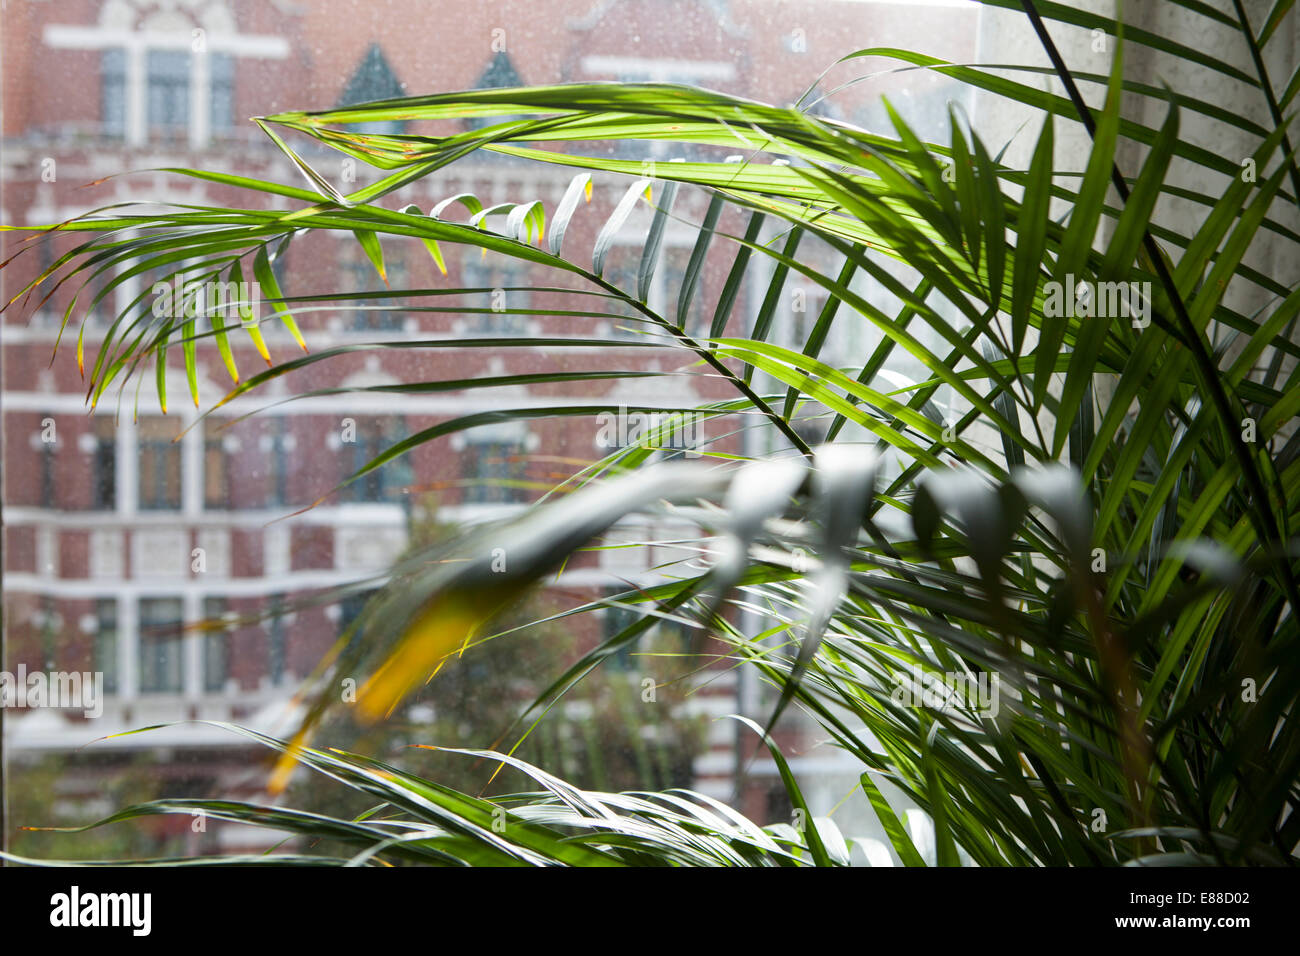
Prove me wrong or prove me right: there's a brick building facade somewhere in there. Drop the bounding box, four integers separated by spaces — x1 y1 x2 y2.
2 0 979 856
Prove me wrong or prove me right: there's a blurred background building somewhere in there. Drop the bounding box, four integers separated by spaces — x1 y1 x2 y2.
1 0 980 860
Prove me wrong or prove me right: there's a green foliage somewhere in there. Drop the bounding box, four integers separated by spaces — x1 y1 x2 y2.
4 724 820 867
5 0 1300 865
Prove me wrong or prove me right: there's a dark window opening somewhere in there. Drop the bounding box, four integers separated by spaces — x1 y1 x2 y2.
466 52 527 159
338 589 377 656
146 50 190 139
462 438 528 504
94 598 119 695
39 422 56 508
208 53 234 131
461 255 530 334
138 417 182 511
203 424 231 511
340 417 411 503
101 49 125 138
201 596 229 693
338 44 406 135
138 597 183 694
268 593 287 685
602 588 642 671
343 252 408 331
91 416 116 510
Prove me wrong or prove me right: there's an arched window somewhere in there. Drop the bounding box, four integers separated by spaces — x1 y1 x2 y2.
338 44 406 135
466 52 527 161
99 47 235 143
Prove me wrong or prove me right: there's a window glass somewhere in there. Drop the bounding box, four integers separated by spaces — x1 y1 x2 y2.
38 414 56 508
101 48 125 137
466 51 527 149
267 593 287 686
462 436 528 504
342 245 408 331
340 416 412 503
203 422 230 510
137 417 182 511
461 253 530 334
202 596 228 693
4 0 993 864
598 245 645 339
338 44 406 135
90 416 116 510
146 49 190 134
93 598 119 695
602 589 639 671
209 52 234 130
138 597 183 695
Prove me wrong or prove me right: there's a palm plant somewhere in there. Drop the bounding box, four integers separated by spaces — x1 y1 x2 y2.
5 0 1300 865
6 723 820 867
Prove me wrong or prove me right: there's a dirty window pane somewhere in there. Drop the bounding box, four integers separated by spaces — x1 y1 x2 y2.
462 436 528 504
137 417 182 511
201 596 229 693
101 48 125 137
146 50 190 132
138 598 183 695
93 598 119 695
3 0 993 868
